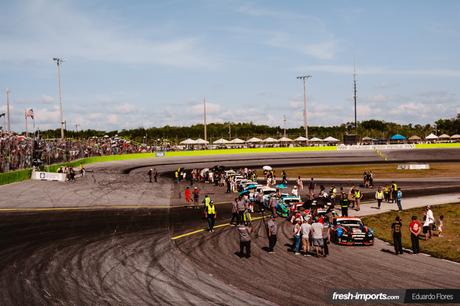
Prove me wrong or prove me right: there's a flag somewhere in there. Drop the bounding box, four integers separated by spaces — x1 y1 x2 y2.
25 109 34 119
0 113 5 118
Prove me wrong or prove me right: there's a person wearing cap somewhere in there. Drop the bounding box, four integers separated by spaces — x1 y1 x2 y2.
292 218 302 255
340 192 350 217
205 200 217 232
237 222 252 258
301 218 312 256
266 215 278 253
311 218 324 257
292 185 299 197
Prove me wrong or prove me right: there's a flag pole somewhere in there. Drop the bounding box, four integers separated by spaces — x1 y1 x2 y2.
25 109 28 137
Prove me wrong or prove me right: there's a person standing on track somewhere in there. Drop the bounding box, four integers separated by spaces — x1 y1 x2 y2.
266 215 278 253
148 168 153 183
396 188 403 211
237 222 252 258
297 176 303 191
184 187 191 205
193 187 200 208
340 192 350 217
409 215 421 254
391 216 403 255
204 200 217 232
311 218 324 257
237 196 247 224
292 219 302 255
301 218 312 256
230 197 239 226
308 178 315 199
375 187 384 209
153 168 158 182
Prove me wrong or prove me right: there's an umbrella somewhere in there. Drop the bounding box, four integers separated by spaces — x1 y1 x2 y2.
439 134 451 139
390 134 406 140
239 190 250 196
309 137 323 142
275 184 287 189
451 134 460 139
263 165 272 171
408 135 421 140
213 138 229 144
263 137 278 143
246 137 263 143
425 133 438 140
179 138 196 145
323 136 339 142
229 138 245 144
245 184 257 190
278 136 293 142
294 136 308 142
195 138 209 144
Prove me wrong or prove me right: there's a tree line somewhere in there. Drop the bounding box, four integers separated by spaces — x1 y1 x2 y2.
35 114 460 144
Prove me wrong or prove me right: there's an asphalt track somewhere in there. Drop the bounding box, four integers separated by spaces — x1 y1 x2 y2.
0 149 460 305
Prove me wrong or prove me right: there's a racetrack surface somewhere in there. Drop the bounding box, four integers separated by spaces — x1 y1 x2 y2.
1 148 460 305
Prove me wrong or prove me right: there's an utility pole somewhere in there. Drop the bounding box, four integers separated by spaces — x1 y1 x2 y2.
75 123 80 132
6 89 11 132
203 97 207 142
353 63 358 134
53 57 65 139
228 123 231 139
296 75 312 145
283 115 287 137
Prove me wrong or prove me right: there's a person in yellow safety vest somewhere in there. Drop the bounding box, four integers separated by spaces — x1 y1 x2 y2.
383 185 390 203
243 208 252 226
391 181 398 203
175 170 179 183
375 187 384 209
204 200 217 232
354 188 363 211
340 193 350 217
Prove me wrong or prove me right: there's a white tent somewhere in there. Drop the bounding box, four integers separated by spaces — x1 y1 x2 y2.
309 137 323 142
213 138 229 145
263 137 278 143
229 138 245 144
323 136 339 142
439 134 451 139
278 136 293 142
425 133 438 140
294 136 308 142
246 137 263 143
179 138 197 145
195 138 209 145
451 134 460 139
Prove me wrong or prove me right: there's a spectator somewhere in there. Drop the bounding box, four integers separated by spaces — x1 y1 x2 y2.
391 216 403 255
409 215 422 254
311 218 324 257
237 223 252 258
266 215 278 253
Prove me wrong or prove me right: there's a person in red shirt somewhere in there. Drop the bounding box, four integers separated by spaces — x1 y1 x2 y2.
184 187 191 205
409 215 422 254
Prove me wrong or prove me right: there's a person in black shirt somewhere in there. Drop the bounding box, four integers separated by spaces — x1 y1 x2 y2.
391 216 403 255
340 192 349 217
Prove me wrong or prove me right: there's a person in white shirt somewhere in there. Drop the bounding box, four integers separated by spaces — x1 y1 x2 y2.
310 219 324 257
292 186 299 197
424 205 435 240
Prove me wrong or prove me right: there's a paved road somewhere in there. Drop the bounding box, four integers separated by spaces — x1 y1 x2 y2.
0 148 459 305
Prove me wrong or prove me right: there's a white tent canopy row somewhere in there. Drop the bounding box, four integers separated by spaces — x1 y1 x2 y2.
246 137 263 143
180 136 342 145
212 138 229 144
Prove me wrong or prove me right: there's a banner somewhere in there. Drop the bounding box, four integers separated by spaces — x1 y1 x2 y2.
337 144 415 151
31 171 67 182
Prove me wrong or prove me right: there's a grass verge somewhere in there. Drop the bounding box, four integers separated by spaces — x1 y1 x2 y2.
263 162 460 179
165 146 336 157
362 203 460 262
415 143 460 149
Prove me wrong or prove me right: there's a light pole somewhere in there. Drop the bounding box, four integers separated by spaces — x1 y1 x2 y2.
297 75 312 145
53 57 65 139
203 97 207 142
5 89 11 132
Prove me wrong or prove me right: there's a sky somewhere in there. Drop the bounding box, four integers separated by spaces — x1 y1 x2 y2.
1 0 459 132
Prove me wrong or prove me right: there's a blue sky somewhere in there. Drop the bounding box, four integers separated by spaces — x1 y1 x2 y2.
1 0 459 132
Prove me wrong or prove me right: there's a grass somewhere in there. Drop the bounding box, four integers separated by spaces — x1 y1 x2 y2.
362 203 460 262
0 169 32 186
165 146 336 157
262 162 460 179
415 143 460 149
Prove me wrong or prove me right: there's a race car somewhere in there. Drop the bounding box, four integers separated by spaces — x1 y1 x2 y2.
331 217 374 246
280 195 304 210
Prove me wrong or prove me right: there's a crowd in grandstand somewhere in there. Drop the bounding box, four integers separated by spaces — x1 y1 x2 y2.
0 132 144 172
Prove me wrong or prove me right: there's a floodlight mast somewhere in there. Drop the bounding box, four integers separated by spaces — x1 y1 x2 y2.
53 57 65 139
296 75 312 146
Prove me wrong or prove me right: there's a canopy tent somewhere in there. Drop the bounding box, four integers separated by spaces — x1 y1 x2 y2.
229 138 245 144
278 136 293 142
408 135 422 141
212 138 229 145
362 136 373 141
323 136 339 142
194 138 209 145
425 133 438 140
309 137 323 142
263 165 272 171
451 134 460 139
390 134 406 140
294 136 308 142
263 137 279 143
439 134 451 139
246 137 263 143
179 138 197 145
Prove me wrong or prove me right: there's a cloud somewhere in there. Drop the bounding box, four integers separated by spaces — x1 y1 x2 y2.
304 64 460 77
0 1 215 69
40 95 55 104
191 102 221 115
